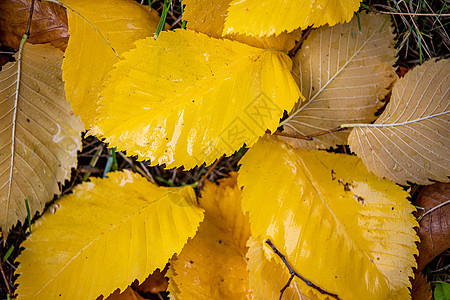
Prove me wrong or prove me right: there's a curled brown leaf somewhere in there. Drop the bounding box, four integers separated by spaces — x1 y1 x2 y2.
414 183 450 272
0 0 68 50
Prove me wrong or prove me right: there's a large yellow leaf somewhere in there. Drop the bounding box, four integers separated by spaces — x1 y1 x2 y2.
238 135 418 299
15 170 204 299
61 0 159 127
94 29 300 169
183 0 302 51
280 13 396 149
347 59 450 185
0 43 82 234
224 0 362 37
169 173 252 299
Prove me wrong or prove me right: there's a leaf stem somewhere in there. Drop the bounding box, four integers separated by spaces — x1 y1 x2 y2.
265 239 340 299
340 111 449 128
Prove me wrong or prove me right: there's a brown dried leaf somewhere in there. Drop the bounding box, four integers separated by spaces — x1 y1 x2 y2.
0 0 68 51
414 183 450 272
131 269 168 295
411 272 432 300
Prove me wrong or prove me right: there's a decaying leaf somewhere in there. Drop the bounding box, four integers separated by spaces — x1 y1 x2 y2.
414 183 450 272
94 29 300 169
411 272 432 300
169 173 252 299
348 59 449 185
238 135 418 299
183 0 302 51
0 43 82 234
15 170 204 299
224 0 361 37
281 13 396 149
61 0 160 127
0 0 69 50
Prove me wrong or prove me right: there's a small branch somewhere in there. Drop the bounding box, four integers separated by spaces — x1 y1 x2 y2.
419 199 450 222
0 259 12 296
288 26 313 58
371 9 450 17
266 240 340 300
270 126 348 140
198 155 224 189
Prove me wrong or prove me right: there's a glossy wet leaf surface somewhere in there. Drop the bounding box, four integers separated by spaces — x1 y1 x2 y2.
95 29 300 169
224 0 361 37
238 135 418 299
15 170 204 299
61 0 159 127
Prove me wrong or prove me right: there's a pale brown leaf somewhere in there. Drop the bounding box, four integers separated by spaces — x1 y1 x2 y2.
348 59 449 185
281 13 396 149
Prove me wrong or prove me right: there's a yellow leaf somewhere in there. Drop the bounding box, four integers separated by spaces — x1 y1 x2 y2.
280 13 396 149
347 59 450 185
169 173 252 299
224 0 362 37
94 29 300 169
238 135 418 299
0 43 82 234
61 0 159 128
183 0 302 51
15 170 204 299
247 237 302 300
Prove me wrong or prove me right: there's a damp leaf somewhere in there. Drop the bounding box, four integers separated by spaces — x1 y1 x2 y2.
183 0 301 51
61 0 160 127
238 135 418 299
94 29 300 169
169 173 252 299
347 58 450 185
281 13 396 149
15 170 204 299
0 0 68 50
0 43 82 234
224 0 362 37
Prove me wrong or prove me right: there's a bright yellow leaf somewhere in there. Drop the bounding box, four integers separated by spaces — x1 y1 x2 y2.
169 173 252 299
247 237 302 300
347 58 450 185
61 0 159 127
94 29 300 169
183 0 302 51
15 170 204 299
281 13 396 149
238 135 418 299
0 43 82 234
224 0 362 37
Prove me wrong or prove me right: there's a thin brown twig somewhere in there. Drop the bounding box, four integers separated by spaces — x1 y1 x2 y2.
270 126 348 140
288 26 313 58
0 259 12 296
198 155 224 189
266 239 340 300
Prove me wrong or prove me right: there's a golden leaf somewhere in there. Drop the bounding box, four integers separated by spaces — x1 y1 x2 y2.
238 135 418 299
0 43 82 234
169 173 252 299
183 0 302 51
347 59 449 185
15 170 204 299
61 0 159 127
224 0 362 37
94 29 300 169
281 13 396 149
